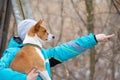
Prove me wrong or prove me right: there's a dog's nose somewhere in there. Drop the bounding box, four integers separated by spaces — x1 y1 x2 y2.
52 36 55 39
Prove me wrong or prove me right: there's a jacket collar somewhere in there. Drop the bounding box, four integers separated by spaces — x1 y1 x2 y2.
7 36 24 48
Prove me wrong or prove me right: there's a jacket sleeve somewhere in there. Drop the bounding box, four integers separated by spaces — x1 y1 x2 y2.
0 68 27 80
45 33 98 62
0 48 20 68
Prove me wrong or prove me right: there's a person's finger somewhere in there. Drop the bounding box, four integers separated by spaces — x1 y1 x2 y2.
106 34 115 39
29 67 38 73
34 72 39 77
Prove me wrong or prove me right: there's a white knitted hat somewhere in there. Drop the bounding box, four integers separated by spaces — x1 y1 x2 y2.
17 19 37 40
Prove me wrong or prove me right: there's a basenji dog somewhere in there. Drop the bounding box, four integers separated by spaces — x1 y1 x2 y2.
10 19 55 80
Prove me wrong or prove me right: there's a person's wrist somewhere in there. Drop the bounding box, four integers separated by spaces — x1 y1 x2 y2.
94 34 98 43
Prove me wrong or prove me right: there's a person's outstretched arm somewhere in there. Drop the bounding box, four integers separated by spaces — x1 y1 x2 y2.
44 33 114 64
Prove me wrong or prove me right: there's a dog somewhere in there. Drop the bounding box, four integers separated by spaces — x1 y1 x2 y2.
10 19 55 80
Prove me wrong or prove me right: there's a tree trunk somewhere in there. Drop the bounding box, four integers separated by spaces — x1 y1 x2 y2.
85 0 96 80
0 0 12 57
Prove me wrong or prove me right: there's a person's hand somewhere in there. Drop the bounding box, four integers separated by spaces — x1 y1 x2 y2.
95 34 115 42
27 68 39 80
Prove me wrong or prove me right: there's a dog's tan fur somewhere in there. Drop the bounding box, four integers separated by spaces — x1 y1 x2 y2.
10 45 45 74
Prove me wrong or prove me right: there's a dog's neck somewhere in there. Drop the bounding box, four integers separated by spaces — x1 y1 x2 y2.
23 34 44 48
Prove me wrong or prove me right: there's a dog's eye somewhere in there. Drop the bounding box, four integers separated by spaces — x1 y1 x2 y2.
43 30 46 32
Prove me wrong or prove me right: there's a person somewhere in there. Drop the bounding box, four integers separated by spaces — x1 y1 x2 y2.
0 19 114 80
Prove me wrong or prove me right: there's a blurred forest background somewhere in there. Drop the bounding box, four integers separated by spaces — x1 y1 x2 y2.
0 0 120 80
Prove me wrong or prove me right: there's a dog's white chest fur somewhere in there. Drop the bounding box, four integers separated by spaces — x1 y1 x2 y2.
35 47 49 65
35 47 45 62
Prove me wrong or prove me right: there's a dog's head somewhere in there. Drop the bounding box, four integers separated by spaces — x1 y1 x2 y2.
28 19 55 41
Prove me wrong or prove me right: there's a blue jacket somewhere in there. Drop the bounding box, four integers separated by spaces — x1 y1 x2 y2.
0 33 97 80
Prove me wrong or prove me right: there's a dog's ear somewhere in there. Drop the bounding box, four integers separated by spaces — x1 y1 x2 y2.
34 19 44 31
